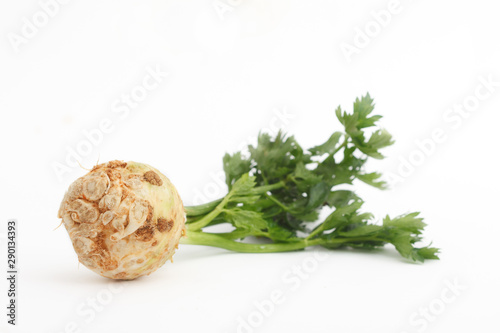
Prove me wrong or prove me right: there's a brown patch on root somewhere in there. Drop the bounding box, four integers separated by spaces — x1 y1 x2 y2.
91 160 126 172
113 272 127 279
106 169 121 182
104 167 124 184
120 186 134 201
145 202 154 223
157 218 173 233
108 160 127 169
93 232 118 271
135 226 155 242
143 171 163 186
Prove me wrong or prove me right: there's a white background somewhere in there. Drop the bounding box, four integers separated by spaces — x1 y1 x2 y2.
1 0 499 332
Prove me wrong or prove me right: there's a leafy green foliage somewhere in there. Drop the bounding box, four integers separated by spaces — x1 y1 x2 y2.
309 132 343 155
185 94 439 262
229 173 256 195
224 209 267 233
336 94 394 159
223 152 251 190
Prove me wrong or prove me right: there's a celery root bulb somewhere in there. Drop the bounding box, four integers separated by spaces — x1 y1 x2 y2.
58 161 185 280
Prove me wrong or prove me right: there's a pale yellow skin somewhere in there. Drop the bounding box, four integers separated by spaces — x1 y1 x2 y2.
58 161 185 280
